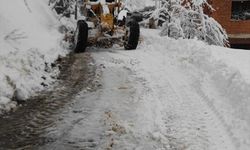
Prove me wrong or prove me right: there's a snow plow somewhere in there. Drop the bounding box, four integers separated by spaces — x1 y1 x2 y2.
70 0 141 52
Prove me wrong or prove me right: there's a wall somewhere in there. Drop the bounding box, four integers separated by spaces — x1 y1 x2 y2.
211 0 250 34
210 0 250 45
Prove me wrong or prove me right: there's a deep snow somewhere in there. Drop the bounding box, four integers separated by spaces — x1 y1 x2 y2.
125 0 155 11
0 0 68 113
37 29 250 150
1 0 250 149
90 29 250 149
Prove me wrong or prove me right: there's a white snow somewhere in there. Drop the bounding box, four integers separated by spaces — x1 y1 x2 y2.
124 0 155 11
1 0 250 149
0 0 68 113
84 29 250 149
211 48 250 83
118 10 128 20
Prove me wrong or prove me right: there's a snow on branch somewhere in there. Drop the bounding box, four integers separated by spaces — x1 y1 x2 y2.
145 0 228 46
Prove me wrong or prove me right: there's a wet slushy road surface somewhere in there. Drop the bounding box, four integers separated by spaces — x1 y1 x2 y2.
0 53 100 149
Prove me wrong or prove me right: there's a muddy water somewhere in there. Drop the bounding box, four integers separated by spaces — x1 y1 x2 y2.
0 53 99 149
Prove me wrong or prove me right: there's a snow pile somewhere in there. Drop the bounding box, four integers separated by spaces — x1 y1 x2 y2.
124 0 155 11
0 0 68 113
89 29 250 149
140 29 250 149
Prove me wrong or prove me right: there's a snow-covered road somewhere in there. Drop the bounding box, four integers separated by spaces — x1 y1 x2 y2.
2 0 250 149
37 29 250 150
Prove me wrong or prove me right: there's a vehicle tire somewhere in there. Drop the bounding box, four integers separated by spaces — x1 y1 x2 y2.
74 20 88 53
124 21 140 50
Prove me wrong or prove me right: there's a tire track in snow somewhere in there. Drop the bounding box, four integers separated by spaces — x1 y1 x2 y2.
155 64 237 150
39 54 139 150
93 50 218 149
40 92 103 150
155 80 211 150
23 0 32 13
191 80 240 148
133 48 237 150
85 51 172 150
0 53 99 149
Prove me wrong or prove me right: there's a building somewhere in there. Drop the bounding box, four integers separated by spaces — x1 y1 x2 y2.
210 0 250 48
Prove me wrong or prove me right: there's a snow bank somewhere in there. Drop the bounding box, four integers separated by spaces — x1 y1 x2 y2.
140 29 250 149
0 0 68 113
90 28 250 149
124 0 155 11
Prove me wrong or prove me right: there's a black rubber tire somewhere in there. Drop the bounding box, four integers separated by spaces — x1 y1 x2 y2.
124 21 140 50
74 20 88 53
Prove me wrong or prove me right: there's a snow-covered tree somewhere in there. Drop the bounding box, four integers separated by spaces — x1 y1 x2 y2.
145 0 228 46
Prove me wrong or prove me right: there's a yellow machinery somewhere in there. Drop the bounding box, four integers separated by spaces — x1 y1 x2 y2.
73 0 140 52
79 0 121 32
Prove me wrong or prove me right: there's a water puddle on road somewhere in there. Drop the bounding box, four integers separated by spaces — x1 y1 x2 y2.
0 52 100 149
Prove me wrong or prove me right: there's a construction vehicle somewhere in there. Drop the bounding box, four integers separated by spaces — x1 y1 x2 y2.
72 0 140 52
